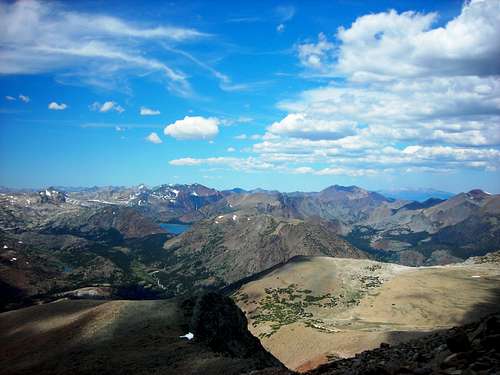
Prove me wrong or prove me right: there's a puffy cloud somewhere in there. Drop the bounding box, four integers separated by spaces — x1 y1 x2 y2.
276 24 285 33
235 134 247 140
267 113 358 140
297 32 335 70
90 101 124 113
5 95 15 101
169 157 201 166
0 0 208 95
164 116 219 140
140 107 160 116
145 132 162 144
169 138 500 176
227 147 236 152
167 2 500 178
297 0 500 80
170 2 500 179
18 94 30 103
48 102 67 110
274 1 500 178
275 75 500 148
280 76 500 124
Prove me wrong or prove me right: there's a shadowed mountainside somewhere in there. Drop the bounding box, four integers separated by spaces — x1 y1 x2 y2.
0 294 283 375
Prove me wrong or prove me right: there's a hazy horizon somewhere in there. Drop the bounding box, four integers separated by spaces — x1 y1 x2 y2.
0 181 494 196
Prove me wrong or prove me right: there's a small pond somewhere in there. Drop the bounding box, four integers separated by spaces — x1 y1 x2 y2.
159 223 192 235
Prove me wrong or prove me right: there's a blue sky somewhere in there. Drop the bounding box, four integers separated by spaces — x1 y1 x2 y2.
0 0 499 193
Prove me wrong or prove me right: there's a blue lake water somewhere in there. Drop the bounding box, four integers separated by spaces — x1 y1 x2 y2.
160 223 192 235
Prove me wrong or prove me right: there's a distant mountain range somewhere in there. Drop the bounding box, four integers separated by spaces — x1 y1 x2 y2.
1 182 499 311
1 182 499 374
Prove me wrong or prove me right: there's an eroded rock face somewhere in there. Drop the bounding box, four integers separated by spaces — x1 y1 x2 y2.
188 292 283 368
37 188 67 204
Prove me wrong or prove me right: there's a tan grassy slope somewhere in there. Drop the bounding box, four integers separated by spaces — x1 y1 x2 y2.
0 298 279 375
233 255 500 372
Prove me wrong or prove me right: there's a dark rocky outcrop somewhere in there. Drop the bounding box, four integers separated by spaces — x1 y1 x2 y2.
37 188 67 204
188 292 283 369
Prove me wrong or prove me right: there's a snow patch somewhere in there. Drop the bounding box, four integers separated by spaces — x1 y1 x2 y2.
232 215 237 221
179 332 194 340
471 275 481 278
88 199 117 205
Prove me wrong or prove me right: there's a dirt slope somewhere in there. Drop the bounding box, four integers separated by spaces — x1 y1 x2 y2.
233 255 500 371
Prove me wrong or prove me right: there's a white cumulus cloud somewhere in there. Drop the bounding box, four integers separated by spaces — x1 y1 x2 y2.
298 0 500 80
268 113 358 140
145 132 162 144
297 32 335 71
48 102 67 110
164 116 219 140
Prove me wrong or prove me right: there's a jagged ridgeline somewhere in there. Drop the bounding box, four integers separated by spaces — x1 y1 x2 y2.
1 184 500 312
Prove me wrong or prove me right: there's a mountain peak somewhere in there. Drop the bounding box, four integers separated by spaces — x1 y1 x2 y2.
320 185 388 202
322 185 365 193
466 189 490 200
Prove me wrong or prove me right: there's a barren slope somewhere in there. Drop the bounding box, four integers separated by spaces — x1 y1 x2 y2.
0 296 282 375
233 255 500 371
